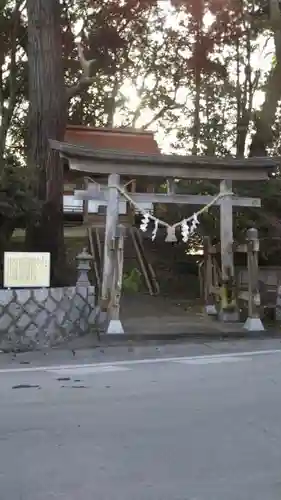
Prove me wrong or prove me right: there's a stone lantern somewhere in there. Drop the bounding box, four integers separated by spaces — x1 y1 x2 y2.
76 248 93 286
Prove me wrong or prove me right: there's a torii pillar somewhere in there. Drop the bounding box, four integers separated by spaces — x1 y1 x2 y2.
99 173 125 334
219 180 239 322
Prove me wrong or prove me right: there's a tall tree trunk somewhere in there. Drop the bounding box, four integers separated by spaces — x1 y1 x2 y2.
249 0 281 156
249 63 281 156
192 67 201 156
26 0 66 284
235 32 246 157
192 0 203 156
236 23 255 157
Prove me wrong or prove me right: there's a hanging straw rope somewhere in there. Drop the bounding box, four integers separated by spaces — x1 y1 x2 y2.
83 175 233 241
113 184 233 229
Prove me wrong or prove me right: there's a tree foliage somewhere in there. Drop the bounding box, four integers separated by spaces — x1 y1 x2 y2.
0 0 281 259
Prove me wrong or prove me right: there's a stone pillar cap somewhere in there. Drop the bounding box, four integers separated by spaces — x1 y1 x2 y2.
76 248 93 261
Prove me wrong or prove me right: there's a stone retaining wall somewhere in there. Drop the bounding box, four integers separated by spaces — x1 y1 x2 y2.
0 286 96 351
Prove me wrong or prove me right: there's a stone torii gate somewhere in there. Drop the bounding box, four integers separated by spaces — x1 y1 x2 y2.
50 139 277 333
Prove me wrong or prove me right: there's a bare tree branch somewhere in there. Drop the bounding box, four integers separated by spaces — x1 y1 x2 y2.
66 42 96 100
141 79 183 130
142 102 181 130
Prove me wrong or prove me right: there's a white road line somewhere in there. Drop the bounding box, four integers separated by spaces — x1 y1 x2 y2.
49 365 131 375
0 348 280 374
175 356 248 365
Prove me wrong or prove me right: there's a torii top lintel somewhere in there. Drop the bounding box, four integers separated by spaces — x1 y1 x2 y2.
49 139 278 181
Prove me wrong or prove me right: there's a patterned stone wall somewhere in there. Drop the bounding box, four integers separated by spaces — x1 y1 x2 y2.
0 286 96 352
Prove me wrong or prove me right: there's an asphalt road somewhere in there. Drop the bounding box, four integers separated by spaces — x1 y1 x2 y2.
1 348 281 500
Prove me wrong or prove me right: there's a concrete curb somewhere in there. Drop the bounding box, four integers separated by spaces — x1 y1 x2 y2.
1 328 280 353
98 329 281 345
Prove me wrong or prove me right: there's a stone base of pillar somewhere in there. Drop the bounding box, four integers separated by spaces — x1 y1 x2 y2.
243 317 264 332
106 320 124 334
218 309 240 322
219 285 240 322
205 304 217 316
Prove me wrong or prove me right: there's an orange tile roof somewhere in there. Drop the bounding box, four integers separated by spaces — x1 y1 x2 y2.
64 125 160 155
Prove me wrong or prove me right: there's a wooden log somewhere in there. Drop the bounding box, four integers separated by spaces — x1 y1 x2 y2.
133 228 160 295
130 228 154 296
87 227 101 290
